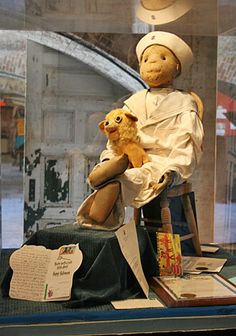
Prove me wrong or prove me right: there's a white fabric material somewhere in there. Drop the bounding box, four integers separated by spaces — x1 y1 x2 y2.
100 88 204 208
136 31 193 74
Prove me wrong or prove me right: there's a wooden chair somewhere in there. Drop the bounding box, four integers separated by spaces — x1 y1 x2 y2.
134 182 202 256
134 92 203 257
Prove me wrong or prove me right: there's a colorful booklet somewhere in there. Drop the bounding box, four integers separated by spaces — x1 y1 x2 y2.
157 232 183 277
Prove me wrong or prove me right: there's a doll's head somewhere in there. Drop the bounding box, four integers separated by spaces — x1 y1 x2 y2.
139 45 180 88
136 31 193 88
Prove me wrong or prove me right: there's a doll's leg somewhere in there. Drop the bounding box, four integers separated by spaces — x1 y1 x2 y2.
89 181 120 223
88 154 129 188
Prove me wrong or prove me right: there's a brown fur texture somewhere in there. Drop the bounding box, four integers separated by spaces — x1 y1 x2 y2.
99 109 149 168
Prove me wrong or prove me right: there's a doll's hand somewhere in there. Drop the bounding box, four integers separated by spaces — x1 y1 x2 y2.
150 171 175 194
163 171 175 187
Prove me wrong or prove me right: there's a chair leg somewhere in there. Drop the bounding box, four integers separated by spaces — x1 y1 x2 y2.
160 190 173 234
182 194 202 256
134 208 141 226
161 206 173 233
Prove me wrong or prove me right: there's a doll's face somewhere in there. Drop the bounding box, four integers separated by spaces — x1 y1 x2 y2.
139 45 180 88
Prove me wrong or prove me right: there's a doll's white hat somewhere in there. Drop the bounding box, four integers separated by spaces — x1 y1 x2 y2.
136 31 193 74
136 0 193 25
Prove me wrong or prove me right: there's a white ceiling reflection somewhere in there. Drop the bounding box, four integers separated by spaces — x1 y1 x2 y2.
0 0 234 35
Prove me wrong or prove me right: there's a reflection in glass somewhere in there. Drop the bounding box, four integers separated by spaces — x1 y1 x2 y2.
136 0 193 25
0 31 26 248
215 34 236 248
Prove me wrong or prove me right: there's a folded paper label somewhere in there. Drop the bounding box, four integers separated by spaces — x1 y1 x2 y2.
115 219 149 298
9 244 83 301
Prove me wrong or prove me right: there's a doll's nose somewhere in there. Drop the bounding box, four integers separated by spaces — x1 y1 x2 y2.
148 54 163 63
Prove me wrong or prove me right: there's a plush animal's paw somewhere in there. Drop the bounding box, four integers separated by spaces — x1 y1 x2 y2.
130 153 148 168
123 142 149 168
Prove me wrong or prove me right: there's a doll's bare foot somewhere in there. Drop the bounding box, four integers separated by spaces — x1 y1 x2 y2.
88 182 120 224
75 181 124 231
88 154 129 188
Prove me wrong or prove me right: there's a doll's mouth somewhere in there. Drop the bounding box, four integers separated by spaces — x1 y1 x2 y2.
147 68 161 73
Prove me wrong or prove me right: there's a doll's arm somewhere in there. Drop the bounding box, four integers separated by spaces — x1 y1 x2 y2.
165 111 203 184
88 154 129 188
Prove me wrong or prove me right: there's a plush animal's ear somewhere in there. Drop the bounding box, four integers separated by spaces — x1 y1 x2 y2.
124 111 138 122
99 120 105 132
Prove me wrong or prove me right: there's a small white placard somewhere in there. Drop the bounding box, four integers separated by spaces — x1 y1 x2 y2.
115 220 149 298
200 245 220 253
111 298 164 309
9 244 83 301
229 276 236 285
183 256 227 274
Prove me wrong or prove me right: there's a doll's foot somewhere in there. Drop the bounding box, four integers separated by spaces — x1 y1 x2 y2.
76 182 123 231
89 182 120 224
88 154 129 188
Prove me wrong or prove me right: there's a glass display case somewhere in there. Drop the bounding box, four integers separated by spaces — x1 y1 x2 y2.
0 1 236 335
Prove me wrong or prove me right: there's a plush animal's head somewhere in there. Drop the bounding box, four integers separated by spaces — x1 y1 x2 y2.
99 109 138 143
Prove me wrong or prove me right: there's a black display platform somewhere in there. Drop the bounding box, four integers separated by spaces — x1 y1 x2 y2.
1 224 158 306
1 227 236 336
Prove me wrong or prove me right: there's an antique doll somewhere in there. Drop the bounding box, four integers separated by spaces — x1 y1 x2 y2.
76 31 204 230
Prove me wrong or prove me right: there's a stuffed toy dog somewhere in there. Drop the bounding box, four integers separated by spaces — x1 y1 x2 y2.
99 108 149 168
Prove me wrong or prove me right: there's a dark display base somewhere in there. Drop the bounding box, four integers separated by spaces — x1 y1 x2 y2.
1 231 236 335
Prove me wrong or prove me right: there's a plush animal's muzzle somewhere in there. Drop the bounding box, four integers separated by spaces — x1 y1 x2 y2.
105 125 120 141
105 125 118 134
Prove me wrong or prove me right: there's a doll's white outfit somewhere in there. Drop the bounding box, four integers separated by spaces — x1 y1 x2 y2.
76 86 204 226
100 87 203 208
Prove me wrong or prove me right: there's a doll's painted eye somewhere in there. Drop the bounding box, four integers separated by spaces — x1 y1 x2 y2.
115 116 122 123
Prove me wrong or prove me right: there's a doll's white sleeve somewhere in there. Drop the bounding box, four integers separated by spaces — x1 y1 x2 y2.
165 111 204 183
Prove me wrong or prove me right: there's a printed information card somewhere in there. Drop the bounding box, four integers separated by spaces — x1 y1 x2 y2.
9 244 83 302
115 219 149 298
